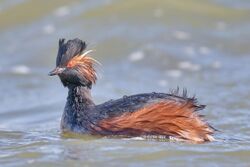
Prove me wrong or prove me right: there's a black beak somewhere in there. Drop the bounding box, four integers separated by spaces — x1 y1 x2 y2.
48 67 65 76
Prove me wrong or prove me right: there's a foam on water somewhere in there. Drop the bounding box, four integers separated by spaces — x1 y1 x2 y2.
165 70 182 78
178 61 201 71
157 79 168 87
211 61 222 69
54 6 70 17
10 65 31 75
128 51 145 62
199 46 211 55
216 21 227 31
183 46 196 57
153 8 164 18
43 24 56 34
173 31 191 40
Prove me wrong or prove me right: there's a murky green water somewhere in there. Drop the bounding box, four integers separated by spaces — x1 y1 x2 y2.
0 0 250 166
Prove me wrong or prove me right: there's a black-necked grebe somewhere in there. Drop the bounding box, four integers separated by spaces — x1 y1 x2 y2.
49 38 215 143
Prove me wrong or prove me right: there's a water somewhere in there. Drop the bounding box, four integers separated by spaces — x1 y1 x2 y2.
0 0 250 166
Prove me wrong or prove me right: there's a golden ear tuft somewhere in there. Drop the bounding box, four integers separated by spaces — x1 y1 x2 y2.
66 50 100 86
79 50 94 58
66 50 100 68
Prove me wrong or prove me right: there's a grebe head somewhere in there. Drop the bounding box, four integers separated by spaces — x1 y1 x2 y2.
49 38 98 89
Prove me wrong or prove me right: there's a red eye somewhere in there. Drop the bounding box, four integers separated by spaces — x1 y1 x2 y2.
67 61 74 68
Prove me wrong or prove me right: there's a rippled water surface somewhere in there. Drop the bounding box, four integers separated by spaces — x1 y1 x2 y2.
0 0 250 166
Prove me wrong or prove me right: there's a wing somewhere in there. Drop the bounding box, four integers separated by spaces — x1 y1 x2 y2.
95 90 193 118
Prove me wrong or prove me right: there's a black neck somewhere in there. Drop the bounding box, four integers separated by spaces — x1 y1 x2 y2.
61 86 95 132
67 85 95 110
